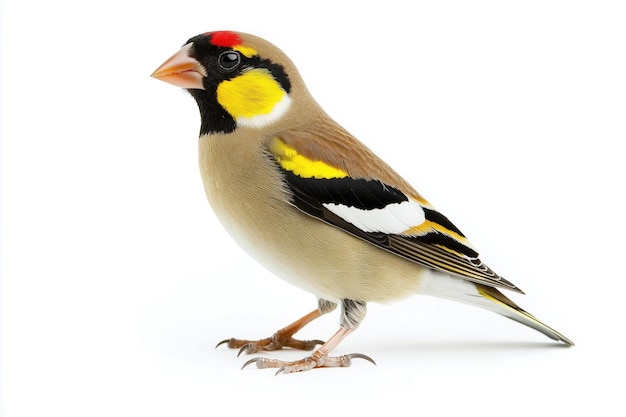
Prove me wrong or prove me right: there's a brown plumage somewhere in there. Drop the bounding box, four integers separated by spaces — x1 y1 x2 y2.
152 31 573 374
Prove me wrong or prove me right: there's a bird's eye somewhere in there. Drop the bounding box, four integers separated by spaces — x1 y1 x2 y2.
218 51 241 71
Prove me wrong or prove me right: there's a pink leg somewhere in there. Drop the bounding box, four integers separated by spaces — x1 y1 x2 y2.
242 327 375 374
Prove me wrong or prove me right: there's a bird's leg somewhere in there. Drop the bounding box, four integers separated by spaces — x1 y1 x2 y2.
242 299 376 374
242 327 375 374
216 299 337 355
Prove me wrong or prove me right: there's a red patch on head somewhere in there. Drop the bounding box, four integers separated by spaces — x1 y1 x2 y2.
209 31 242 47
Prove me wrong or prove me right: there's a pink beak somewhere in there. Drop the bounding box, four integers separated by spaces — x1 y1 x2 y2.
151 43 206 90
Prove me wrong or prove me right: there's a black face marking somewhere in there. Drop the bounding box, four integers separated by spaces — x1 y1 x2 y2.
260 59 291 93
189 87 237 135
183 33 292 135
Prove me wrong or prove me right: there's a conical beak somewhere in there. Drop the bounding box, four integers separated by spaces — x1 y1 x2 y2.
151 43 206 90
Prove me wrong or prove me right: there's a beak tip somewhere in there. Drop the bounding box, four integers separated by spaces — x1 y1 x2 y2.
151 43 205 89
150 65 169 80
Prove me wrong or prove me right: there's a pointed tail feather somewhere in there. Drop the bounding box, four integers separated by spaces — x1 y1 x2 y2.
475 284 574 346
420 271 573 345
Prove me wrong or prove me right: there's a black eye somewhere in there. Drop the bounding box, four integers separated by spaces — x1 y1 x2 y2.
218 51 241 71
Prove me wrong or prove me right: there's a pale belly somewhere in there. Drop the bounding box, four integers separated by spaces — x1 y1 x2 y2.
198 135 428 303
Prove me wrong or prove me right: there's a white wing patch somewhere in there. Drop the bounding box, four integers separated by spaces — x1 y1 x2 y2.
323 199 426 234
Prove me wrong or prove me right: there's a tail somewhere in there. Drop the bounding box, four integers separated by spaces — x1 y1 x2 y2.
475 284 574 346
421 272 574 346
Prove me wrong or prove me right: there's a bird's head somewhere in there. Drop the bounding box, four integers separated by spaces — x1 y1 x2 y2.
152 31 306 136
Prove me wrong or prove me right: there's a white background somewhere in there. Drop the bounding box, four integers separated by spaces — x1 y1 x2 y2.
2 1 625 416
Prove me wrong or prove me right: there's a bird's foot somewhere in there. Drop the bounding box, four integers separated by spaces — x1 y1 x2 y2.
242 350 375 375
215 309 326 355
216 333 325 356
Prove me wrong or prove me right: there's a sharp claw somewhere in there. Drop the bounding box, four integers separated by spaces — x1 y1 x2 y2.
237 344 250 357
237 343 262 357
347 353 377 366
241 358 261 370
275 367 286 376
215 339 230 349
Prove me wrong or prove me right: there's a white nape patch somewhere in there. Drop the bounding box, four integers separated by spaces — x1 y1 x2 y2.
236 94 292 128
323 199 425 234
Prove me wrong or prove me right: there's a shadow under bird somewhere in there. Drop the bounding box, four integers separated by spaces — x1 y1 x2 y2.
151 30 573 374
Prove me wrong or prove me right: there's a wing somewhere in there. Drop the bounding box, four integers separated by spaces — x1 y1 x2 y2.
268 126 522 293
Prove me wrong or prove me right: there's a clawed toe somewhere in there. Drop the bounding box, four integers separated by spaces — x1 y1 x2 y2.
215 339 232 349
346 353 376 365
216 315 369 374
241 357 286 370
237 343 260 357
241 352 376 374
241 357 261 370
297 339 325 350
216 335 324 355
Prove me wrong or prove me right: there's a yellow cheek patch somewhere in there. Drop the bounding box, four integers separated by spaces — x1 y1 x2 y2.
217 69 286 120
272 138 348 179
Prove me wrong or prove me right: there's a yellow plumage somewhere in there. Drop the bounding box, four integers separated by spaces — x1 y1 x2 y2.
217 69 286 119
272 137 348 179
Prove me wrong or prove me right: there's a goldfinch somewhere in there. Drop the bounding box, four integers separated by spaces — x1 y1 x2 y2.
152 31 573 374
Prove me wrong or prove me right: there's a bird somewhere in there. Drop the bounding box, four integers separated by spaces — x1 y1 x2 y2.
151 30 573 374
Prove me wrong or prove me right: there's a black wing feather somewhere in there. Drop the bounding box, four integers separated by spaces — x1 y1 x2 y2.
272 156 522 293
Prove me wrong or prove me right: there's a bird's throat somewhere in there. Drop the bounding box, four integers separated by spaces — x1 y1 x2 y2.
189 87 237 135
